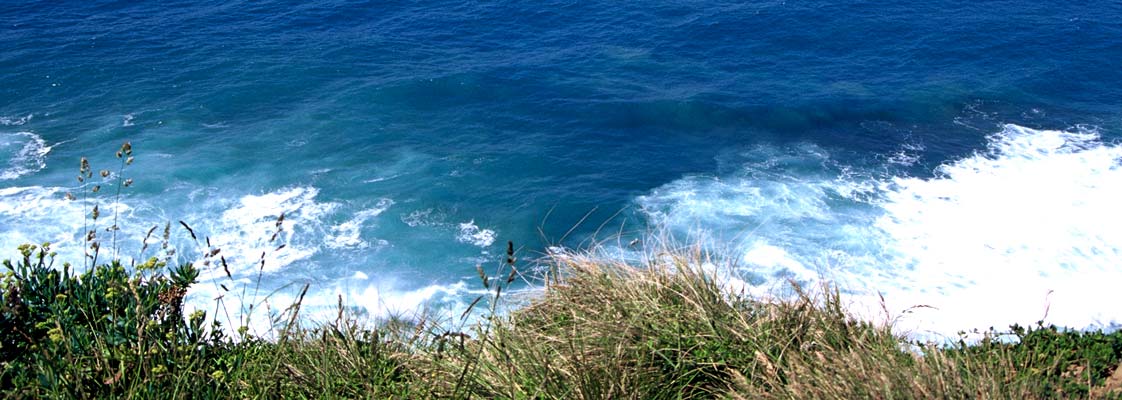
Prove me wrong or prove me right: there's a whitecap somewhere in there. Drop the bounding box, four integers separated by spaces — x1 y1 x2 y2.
197 187 339 277
883 142 924 167
0 187 86 260
635 123 1122 338
0 185 146 265
401 208 444 227
457 221 496 247
0 114 32 126
0 132 52 180
868 124 1122 337
325 198 394 249
184 276 479 339
363 174 400 183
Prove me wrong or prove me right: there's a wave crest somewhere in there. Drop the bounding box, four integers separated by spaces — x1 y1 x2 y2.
636 123 1122 337
1 132 51 180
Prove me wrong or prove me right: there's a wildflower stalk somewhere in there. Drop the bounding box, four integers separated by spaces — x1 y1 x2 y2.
110 142 133 261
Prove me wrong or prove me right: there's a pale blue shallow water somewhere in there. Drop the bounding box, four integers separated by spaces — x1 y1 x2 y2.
2 1 1121 335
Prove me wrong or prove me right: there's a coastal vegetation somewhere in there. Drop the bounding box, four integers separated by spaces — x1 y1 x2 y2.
2 144 1121 399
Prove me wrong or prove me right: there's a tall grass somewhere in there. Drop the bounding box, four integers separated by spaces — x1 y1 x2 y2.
418 244 1122 399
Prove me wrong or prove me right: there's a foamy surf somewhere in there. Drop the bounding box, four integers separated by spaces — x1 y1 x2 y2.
183 272 479 339
457 221 496 247
0 114 32 126
0 186 87 260
868 124 1122 337
172 187 499 334
1 132 52 180
0 179 489 335
326 199 395 249
190 187 337 277
637 124 1122 338
3 122 1116 339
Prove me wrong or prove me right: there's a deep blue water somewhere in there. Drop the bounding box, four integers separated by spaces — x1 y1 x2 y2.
2 1 1121 336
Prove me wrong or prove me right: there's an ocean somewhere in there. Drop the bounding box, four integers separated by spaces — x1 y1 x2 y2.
2 0 1120 337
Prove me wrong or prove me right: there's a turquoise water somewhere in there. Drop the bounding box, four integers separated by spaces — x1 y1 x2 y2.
2 1 1121 336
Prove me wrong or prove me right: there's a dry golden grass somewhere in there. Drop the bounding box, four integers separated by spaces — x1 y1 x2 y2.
410 243 1121 399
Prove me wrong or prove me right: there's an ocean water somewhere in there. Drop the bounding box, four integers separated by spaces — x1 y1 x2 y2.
2 1 1120 338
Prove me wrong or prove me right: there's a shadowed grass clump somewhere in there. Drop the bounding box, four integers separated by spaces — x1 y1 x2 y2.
421 245 1122 399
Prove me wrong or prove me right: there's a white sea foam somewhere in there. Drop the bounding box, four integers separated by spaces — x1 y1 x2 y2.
326 199 394 249
457 221 496 247
401 208 443 227
122 113 135 127
0 186 86 260
363 174 401 183
740 242 819 282
0 183 381 276
637 142 877 286
183 276 479 339
637 124 1122 338
400 208 497 248
0 185 146 265
0 114 33 126
172 186 394 336
867 124 1122 337
0 132 52 180
0 182 467 337
884 142 924 167
346 280 472 319
199 187 337 277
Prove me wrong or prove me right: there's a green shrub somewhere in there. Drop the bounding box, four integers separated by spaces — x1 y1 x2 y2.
944 323 1122 397
0 242 218 398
